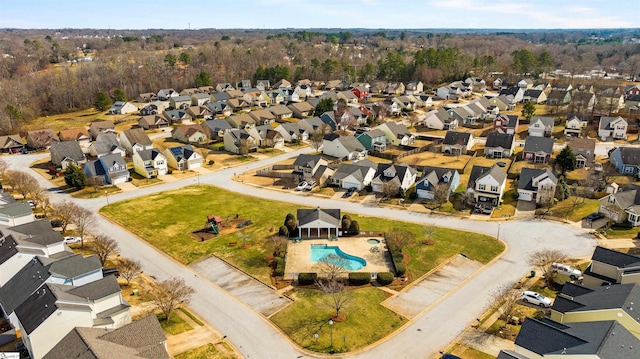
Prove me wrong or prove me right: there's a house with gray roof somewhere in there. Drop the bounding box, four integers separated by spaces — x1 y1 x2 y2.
139 100 168 116
297 207 340 239
497 318 640 359
599 184 640 227
223 128 260 155
467 164 507 207
422 108 458 130
517 168 558 204
169 95 192 110
493 114 519 135
274 122 309 143
582 246 640 288
89 121 115 140
484 131 515 158
88 133 125 158
599 116 628 140
0 202 35 228
355 128 387 152
377 121 415 146
528 116 554 137
609 147 640 175
118 128 152 155
330 159 377 190
569 137 596 168
107 101 138 115
163 109 192 124
203 119 233 140
163 145 203 170
442 131 474 155
298 116 328 135
546 89 572 106
157 88 178 101
418 167 461 204
249 108 277 125
50 141 86 170
83 153 129 185
190 92 211 106
132 148 167 178
322 133 368 161
523 136 555 163
371 164 417 195
206 100 232 117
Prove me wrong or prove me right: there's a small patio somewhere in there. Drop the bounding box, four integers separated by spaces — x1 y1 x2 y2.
284 237 394 278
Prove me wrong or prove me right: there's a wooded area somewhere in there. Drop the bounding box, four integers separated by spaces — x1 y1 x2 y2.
0 28 638 134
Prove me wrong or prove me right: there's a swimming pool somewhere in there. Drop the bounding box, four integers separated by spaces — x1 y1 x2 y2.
310 244 366 270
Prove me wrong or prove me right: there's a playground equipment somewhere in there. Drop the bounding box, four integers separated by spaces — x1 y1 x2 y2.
206 215 222 235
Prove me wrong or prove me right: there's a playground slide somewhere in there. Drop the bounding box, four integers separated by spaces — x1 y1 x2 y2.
210 223 219 235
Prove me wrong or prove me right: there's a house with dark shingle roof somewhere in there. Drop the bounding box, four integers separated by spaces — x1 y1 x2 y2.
83 153 129 185
0 202 35 228
547 89 572 106
43 314 169 359
292 154 329 181
517 168 557 204
202 119 233 140
442 131 474 155
523 136 555 163
484 131 515 158
522 89 547 104
163 109 192 125
371 164 417 194
26 128 59 150
186 105 213 119
582 246 640 287
330 159 377 190
50 141 86 170
89 121 115 140
297 207 340 239
223 128 260 155
377 121 415 146
466 164 507 207
163 145 203 170
568 137 596 168
0 220 69 272
322 133 368 161
139 100 168 116
171 124 208 144
564 114 588 137
132 148 167 178
274 122 309 143
599 116 628 140
528 116 554 137
415 166 460 201
609 147 640 175
497 318 640 359
599 184 640 227
88 133 125 158
108 101 138 115
206 100 232 117
493 114 519 135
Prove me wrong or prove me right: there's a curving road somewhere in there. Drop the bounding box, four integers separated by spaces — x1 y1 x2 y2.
4 151 597 358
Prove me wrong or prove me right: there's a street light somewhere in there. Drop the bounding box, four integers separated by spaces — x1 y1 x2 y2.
329 319 334 348
105 191 110 206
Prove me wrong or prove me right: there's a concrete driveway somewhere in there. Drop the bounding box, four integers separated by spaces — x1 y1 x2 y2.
515 200 536 219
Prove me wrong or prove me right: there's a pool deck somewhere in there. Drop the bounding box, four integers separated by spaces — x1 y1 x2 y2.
284 237 394 278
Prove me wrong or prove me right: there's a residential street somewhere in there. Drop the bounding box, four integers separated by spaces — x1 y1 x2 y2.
4 151 597 358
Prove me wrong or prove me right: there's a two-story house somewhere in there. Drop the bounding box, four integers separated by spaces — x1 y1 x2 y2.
370 164 417 195
274 122 308 143
598 116 628 140
609 147 640 175
582 246 640 288
203 119 234 141
484 131 515 159
330 159 377 190
132 148 167 178
163 145 203 170
564 114 588 137
528 116 554 137
118 128 152 156
88 133 125 158
292 154 329 182
493 115 519 135
377 121 415 146
169 95 192 110
223 128 260 155
422 108 459 130
355 128 387 152
107 101 138 115
58 128 91 151
442 131 474 156
466 164 507 207
414 166 460 201
322 133 368 161
523 136 555 163
83 153 129 185
517 168 558 204
171 124 208 144
569 137 596 168
599 184 640 227
49 141 87 170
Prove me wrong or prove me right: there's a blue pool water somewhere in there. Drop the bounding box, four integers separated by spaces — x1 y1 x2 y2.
310 245 366 270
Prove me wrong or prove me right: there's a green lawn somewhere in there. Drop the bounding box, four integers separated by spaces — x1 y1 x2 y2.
545 196 600 222
175 343 236 359
270 287 405 353
157 312 193 335
101 185 504 283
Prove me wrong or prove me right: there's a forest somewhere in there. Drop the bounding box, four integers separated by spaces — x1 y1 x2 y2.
0 28 638 134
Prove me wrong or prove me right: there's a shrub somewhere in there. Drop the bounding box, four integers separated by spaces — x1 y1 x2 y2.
208 160 215 165
376 272 394 285
348 220 360 234
278 225 289 236
297 272 317 285
273 257 285 277
387 244 406 277
394 262 406 277
348 272 371 285
612 221 633 230
167 169 173 174
409 191 418 200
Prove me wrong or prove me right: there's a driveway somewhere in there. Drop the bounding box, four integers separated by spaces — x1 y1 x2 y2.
515 200 536 218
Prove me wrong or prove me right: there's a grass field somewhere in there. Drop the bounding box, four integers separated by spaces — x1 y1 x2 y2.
175 343 237 359
545 196 600 222
24 107 136 132
270 287 405 353
101 185 504 283
157 312 193 335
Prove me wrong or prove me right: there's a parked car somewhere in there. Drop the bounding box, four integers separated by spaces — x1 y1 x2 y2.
63 236 82 244
26 200 35 208
295 181 308 191
551 262 582 280
586 212 605 221
520 291 552 307
343 187 358 198
304 181 317 191
473 204 493 215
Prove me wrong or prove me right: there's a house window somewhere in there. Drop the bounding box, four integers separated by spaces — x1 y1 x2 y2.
629 213 637 224
491 186 498 192
479 184 486 191
625 167 635 174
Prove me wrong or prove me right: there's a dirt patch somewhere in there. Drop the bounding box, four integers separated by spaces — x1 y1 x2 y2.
189 216 253 242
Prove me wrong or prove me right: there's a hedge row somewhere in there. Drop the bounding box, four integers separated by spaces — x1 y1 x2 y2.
348 272 371 285
376 272 394 285
273 256 285 277
298 272 317 285
388 245 406 277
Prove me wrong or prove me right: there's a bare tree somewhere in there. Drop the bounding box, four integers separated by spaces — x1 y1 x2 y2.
73 206 95 248
315 254 349 282
88 234 120 266
316 278 353 319
54 200 78 233
434 183 451 207
119 258 142 286
386 228 413 252
423 224 437 244
309 125 327 152
33 189 51 217
527 249 567 286
86 175 105 192
0 158 8 178
487 284 522 321
151 277 195 321
10 171 38 199
265 235 288 257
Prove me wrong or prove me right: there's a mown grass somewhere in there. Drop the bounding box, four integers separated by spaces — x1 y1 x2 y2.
174 343 236 359
157 312 193 335
270 287 405 353
101 185 504 283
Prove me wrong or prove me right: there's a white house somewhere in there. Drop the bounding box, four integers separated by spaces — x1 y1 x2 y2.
564 114 588 137
528 116 554 137
322 133 368 161
330 159 377 190
598 116 627 140
517 168 558 204
108 101 138 115
118 128 152 155
370 164 417 194
422 108 458 130
467 164 507 207
132 148 167 178
163 145 203 170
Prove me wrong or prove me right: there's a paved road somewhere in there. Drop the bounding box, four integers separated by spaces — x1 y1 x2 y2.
4 151 597 358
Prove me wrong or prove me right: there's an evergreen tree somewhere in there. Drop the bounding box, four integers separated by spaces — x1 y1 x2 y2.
556 146 577 174
112 88 127 102
195 71 212 87
94 92 112 111
521 100 536 122
64 163 87 189
314 98 334 117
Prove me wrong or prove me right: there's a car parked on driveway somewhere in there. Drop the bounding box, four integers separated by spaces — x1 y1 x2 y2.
520 291 552 307
343 187 357 198
586 212 605 221
304 181 317 191
551 262 582 280
295 181 308 191
63 236 82 244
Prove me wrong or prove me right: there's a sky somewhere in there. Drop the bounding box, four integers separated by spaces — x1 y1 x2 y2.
0 0 638 30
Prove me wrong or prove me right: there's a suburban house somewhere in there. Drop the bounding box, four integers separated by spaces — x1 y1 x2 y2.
163 145 203 170
466 164 508 207
493 115 519 135
0 202 35 228
422 108 458 130
253 125 284 148
370 164 417 195
89 120 115 139
186 105 213 119
296 207 340 239
223 128 259 154
274 122 308 143
118 128 152 155
497 317 640 359
207 101 233 117
139 101 168 116
598 116 628 140
132 148 167 178
203 119 234 141
255 79 270 91
564 114 588 136
243 90 268 108
609 147 640 175
226 113 256 129
227 98 251 112
269 105 294 121
377 121 415 146
280 88 300 103
88 133 125 158
49 141 86 170
171 124 208 144
169 95 192 110
355 128 387 152
528 116 554 137
26 129 59 150
107 101 138 115
322 133 368 160
266 90 286 106
547 89 572 106
211 91 231 103
464 77 486 92
582 246 640 288
58 128 91 151
215 83 234 92
521 89 547 104
288 101 316 119
299 116 329 135
157 88 178 100
44 314 169 359
571 91 597 112
517 168 558 204
137 92 158 102
0 134 24 154
14 276 131 359
597 87 625 113
138 114 170 130
499 87 524 103
404 81 423 95
236 79 252 91
599 184 640 227
484 131 515 158
163 109 192 124
330 159 377 190
191 92 211 106
248 108 277 125
517 78 534 89
351 86 370 100
83 153 130 185
550 282 640 339
442 131 474 155
292 154 329 182
569 137 596 168
488 95 515 111
415 166 460 201
523 136 555 163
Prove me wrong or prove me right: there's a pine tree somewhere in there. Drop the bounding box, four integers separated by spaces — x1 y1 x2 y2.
64 163 87 189
521 100 536 122
556 146 576 174
94 91 112 111
112 88 127 102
